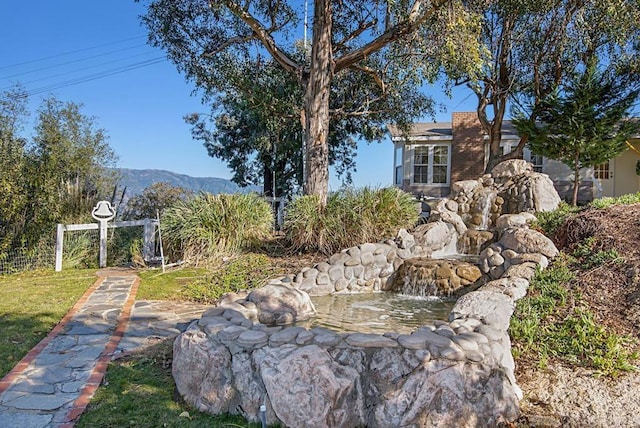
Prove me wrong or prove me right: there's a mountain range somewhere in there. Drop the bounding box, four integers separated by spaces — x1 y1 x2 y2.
114 168 260 198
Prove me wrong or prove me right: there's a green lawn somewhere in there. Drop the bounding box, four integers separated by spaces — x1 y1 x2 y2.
76 340 258 428
136 267 208 300
0 269 97 378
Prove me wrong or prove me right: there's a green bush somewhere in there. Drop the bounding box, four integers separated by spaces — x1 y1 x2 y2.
589 191 640 209
181 253 281 303
572 237 624 269
161 193 273 264
284 186 419 254
533 201 582 237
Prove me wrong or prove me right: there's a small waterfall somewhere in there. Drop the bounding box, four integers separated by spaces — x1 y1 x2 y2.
476 190 497 230
401 279 450 298
431 233 458 259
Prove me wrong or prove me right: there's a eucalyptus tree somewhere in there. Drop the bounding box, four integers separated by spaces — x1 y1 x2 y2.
514 57 640 205
187 53 433 198
458 0 640 172
139 0 483 205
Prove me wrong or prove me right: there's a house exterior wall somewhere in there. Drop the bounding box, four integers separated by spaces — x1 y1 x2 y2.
613 147 640 197
390 115 640 202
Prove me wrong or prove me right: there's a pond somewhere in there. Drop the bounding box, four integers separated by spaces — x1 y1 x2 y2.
298 292 456 334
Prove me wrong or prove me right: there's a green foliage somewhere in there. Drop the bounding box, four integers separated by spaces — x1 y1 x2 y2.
137 268 209 301
161 193 274 263
571 237 624 269
514 56 640 205
181 254 281 303
62 232 98 269
511 254 638 376
0 90 118 251
142 0 483 203
77 340 257 427
124 182 192 220
284 187 419 255
533 201 582 236
589 192 640 209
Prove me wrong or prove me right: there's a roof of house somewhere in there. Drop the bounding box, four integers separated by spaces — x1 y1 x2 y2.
387 123 452 139
388 115 639 141
387 118 519 140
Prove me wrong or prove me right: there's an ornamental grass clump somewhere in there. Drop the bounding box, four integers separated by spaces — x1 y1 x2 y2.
285 186 419 254
161 193 273 264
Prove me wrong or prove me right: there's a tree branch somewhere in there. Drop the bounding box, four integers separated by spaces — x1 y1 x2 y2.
334 0 449 73
221 0 300 75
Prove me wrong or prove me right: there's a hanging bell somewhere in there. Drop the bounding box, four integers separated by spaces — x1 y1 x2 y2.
92 200 116 221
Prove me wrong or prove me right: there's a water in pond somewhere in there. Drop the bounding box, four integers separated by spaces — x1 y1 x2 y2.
299 292 456 334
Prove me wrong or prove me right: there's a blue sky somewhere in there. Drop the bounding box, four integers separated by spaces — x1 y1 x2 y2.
1 0 476 190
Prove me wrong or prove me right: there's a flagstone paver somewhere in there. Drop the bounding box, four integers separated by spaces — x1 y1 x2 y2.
0 270 212 427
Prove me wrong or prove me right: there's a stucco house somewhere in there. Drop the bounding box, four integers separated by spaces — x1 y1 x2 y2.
389 112 640 203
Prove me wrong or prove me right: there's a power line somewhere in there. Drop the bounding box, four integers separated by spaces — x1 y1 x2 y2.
0 51 161 92
0 44 149 80
0 36 147 71
23 57 167 98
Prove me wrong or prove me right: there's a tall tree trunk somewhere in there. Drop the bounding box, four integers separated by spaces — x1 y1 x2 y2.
303 0 333 207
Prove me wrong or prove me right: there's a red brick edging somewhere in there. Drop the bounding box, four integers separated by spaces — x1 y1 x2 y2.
0 275 108 394
60 275 140 426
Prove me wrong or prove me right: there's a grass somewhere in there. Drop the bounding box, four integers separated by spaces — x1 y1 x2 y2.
180 253 282 303
136 267 209 300
588 191 640 209
136 254 282 303
76 340 258 428
510 254 638 376
0 269 97 378
161 193 274 264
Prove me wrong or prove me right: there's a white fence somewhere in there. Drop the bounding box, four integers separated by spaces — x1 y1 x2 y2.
55 219 157 271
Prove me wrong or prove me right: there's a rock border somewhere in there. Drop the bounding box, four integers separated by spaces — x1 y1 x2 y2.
172 211 557 427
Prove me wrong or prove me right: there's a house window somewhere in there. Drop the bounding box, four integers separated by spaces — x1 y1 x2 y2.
501 142 545 173
412 144 450 185
594 162 610 179
523 148 544 173
394 146 403 185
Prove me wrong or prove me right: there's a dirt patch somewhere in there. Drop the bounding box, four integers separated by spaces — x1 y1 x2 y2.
516 203 640 427
556 203 640 339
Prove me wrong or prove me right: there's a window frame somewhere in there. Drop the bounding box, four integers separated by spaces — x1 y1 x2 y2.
410 143 451 186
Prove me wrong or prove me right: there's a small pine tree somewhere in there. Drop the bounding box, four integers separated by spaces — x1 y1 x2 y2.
514 57 640 205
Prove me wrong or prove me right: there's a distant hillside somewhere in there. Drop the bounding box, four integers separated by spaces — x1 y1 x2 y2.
114 168 260 198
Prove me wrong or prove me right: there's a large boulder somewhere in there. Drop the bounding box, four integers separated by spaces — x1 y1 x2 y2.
491 159 532 178
257 345 365 428
526 173 562 212
412 221 456 252
500 228 559 259
246 284 316 325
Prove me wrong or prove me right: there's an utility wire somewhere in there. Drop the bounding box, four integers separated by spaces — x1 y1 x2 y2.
0 36 146 71
0 44 149 80
0 51 162 92
22 57 167 98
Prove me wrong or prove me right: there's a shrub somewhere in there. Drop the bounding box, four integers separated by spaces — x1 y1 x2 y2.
533 201 582 237
181 253 281 303
284 186 419 254
161 193 274 264
589 191 640 209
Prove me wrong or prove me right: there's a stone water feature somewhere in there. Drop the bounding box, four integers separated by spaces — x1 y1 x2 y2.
172 160 561 427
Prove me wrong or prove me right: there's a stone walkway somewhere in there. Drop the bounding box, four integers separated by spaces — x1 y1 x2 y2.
0 271 211 427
